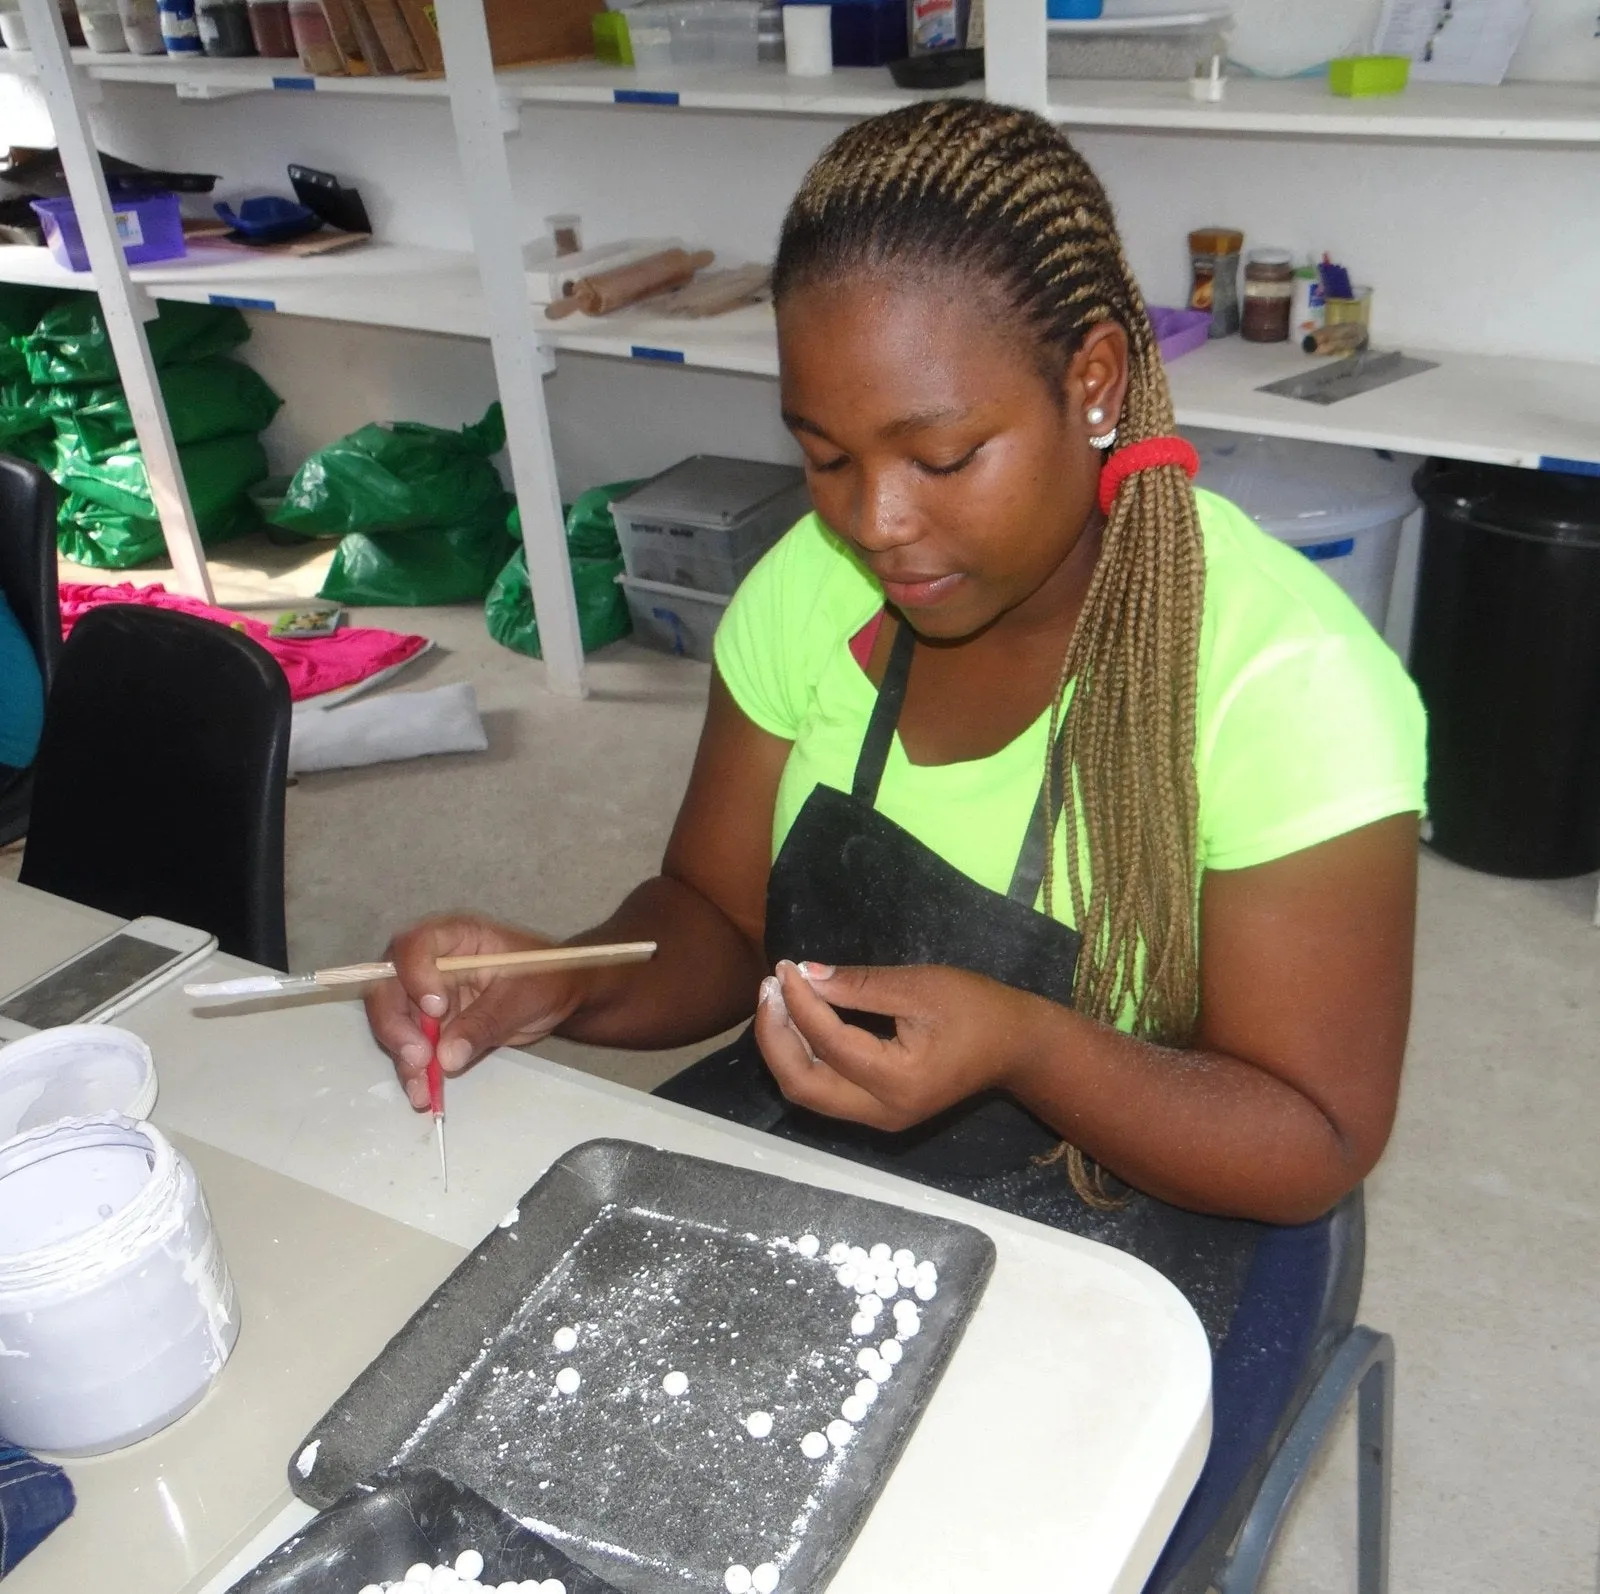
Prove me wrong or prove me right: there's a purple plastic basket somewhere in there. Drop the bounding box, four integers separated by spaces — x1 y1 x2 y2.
30 192 186 273
1151 306 1211 364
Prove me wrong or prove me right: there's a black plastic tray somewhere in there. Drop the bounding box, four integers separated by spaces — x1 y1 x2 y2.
290 1138 995 1594
228 1468 620 1593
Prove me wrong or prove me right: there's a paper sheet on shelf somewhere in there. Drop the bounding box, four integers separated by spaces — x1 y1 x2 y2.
1372 0 1532 85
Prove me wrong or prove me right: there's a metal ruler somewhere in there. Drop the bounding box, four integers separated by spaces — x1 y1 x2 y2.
1259 349 1439 406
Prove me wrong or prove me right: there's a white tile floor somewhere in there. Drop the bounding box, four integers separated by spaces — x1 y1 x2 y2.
30 545 1600 1590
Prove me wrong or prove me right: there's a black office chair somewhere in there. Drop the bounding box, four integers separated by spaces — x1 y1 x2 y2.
19 604 292 969
1149 1188 1393 1594
0 456 60 847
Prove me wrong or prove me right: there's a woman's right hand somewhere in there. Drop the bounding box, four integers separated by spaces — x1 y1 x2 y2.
364 914 586 1111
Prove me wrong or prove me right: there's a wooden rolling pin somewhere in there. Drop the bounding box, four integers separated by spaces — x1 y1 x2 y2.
545 248 715 320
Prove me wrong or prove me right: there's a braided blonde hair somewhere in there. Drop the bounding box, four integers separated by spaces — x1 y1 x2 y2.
774 102 1205 1193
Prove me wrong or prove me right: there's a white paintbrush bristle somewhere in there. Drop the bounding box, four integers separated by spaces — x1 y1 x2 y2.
184 975 285 998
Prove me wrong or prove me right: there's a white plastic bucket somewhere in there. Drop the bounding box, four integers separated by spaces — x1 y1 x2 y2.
0 1025 157 1137
1191 428 1420 630
0 1114 238 1455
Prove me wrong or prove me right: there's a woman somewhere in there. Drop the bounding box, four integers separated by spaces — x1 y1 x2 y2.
367 102 1423 1580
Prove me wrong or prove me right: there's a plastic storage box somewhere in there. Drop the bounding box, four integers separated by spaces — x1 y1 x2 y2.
31 192 186 271
612 454 809 595
1047 6 1229 80
619 574 730 661
1189 427 1419 630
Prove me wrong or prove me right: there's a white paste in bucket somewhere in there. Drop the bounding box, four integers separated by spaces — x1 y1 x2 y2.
0 1025 156 1138
0 1113 238 1455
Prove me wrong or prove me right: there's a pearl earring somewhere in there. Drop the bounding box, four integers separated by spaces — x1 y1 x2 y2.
1087 405 1119 451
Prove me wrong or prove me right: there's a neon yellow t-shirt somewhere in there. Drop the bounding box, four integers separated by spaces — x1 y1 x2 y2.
714 487 1425 914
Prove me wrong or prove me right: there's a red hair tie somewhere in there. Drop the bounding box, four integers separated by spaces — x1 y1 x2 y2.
1096 436 1201 514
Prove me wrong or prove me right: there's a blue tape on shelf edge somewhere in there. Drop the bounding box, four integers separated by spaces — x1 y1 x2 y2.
614 88 680 105
208 295 277 312
631 346 686 363
1539 456 1600 477
272 76 316 91
1298 537 1356 562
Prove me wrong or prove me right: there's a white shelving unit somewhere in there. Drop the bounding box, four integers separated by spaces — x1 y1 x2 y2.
4 5 1598 695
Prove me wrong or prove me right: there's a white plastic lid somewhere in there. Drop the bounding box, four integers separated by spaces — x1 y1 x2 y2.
0 1026 157 1142
1190 428 1420 544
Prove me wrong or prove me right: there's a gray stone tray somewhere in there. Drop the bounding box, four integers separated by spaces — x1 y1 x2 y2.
289 1138 995 1594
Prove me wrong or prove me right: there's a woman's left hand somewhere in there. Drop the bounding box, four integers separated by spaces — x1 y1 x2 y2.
755 959 1045 1131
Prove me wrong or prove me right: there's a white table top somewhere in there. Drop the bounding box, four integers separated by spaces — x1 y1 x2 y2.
0 881 1211 1594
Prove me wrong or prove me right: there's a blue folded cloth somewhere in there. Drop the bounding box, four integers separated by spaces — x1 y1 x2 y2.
0 1442 74 1576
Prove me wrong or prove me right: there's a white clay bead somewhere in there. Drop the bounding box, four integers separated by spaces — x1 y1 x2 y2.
914 1279 937 1301
752 1565 780 1594
841 1394 868 1423
827 1242 849 1265
455 1552 485 1581
868 1243 891 1263
801 1431 828 1459
746 1410 774 1439
857 1291 882 1315
850 1312 876 1336
895 1266 917 1289
555 1367 581 1395
497 1583 520 1593
724 1566 753 1594
517 1583 541 1594
873 1276 899 1299
848 1246 868 1265
552 1325 578 1353
826 1418 855 1448
855 1377 878 1404
835 1264 858 1290
540 1582 566 1594
796 1233 820 1258
405 1567 433 1587
663 1370 688 1397
868 1358 892 1383
429 1568 459 1594
892 1248 915 1268
897 1317 921 1339
359 1585 384 1594
880 1339 903 1365
856 1347 882 1373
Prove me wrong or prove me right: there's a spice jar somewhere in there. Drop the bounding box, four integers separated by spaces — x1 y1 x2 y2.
246 0 294 55
1241 248 1294 343
1188 228 1244 339
197 0 254 54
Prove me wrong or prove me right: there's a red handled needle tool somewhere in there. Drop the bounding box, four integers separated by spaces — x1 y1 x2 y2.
419 1013 448 1191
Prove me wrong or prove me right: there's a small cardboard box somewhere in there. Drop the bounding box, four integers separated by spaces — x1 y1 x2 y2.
397 0 606 74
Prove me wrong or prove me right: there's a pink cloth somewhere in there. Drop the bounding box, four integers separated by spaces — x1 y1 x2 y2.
59 582 429 703
848 607 885 675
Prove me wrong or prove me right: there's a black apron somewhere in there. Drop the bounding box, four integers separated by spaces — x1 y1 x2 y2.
657 620 1263 1347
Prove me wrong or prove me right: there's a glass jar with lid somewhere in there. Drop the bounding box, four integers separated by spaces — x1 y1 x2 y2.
1242 248 1295 343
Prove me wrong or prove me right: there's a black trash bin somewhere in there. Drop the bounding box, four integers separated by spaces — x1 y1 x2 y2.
1411 460 1600 878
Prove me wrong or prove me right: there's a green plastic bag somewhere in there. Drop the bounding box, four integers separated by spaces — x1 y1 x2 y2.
273 404 510 538
57 432 268 524
52 359 282 461
0 380 54 447
56 491 255 570
485 485 636 659
0 285 67 385
319 510 511 606
20 298 250 386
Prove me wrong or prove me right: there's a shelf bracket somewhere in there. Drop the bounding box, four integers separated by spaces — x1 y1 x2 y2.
17 0 213 602
175 80 256 101
436 0 585 698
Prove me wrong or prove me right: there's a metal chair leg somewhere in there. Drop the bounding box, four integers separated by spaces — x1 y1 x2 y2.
1356 1331 1394 1594
1215 1326 1395 1594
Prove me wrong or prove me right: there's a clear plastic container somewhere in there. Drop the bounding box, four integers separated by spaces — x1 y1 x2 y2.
623 6 673 70
1047 19 1227 79
612 455 809 596
709 0 760 64
619 575 731 661
1190 427 1420 629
